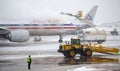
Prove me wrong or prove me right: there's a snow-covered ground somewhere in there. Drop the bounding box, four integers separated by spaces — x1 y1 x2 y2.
67 66 105 71
0 31 120 71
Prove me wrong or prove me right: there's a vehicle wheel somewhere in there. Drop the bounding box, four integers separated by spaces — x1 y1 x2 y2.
84 48 92 56
69 50 76 57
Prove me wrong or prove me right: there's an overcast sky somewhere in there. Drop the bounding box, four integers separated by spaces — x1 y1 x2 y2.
0 0 120 23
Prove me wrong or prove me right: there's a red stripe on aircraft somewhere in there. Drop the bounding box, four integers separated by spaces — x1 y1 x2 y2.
8 26 77 29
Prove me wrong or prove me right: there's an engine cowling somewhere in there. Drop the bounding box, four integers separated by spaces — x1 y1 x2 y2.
8 30 29 42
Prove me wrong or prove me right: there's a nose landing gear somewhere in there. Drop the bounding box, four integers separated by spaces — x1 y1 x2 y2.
58 35 63 43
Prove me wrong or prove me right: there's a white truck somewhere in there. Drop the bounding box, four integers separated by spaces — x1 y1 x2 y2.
78 29 106 44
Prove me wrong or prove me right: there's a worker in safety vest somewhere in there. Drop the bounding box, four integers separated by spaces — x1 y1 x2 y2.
27 55 32 69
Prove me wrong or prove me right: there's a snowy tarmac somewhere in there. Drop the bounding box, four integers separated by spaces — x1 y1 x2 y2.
0 35 120 71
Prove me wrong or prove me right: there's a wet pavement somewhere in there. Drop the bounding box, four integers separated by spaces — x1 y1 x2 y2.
0 51 120 71
0 36 120 71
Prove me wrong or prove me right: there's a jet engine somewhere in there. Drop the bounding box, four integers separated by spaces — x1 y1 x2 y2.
8 30 29 42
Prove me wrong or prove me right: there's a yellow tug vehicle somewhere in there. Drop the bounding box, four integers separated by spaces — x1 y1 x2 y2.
57 38 119 57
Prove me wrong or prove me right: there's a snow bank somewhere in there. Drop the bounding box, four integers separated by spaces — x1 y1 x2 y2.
67 66 104 71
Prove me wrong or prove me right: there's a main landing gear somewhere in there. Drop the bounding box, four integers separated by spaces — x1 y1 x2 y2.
34 36 42 42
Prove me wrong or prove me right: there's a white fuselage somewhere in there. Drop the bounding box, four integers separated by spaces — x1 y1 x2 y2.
0 23 79 36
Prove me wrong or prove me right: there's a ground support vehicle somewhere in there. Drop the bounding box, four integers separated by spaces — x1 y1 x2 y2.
110 29 118 35
58 38 119 57
78 29 106 44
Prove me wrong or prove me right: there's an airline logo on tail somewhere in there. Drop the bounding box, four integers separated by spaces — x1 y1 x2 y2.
84 5 98 23
85 14 93 21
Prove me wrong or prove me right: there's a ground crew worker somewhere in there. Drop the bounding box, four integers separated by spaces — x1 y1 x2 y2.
27 55 32 69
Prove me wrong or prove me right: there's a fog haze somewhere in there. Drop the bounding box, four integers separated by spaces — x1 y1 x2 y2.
0 0 120 23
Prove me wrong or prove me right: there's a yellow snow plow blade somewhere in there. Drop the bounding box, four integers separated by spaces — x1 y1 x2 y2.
88 44 119 55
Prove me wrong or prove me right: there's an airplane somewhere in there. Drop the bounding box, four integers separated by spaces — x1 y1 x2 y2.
0 5 98 43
